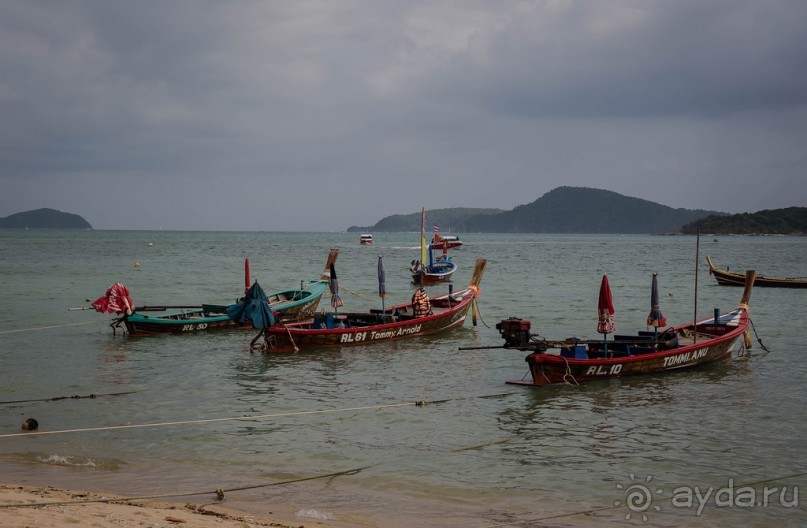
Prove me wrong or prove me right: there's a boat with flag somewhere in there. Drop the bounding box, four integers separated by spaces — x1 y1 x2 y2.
411 208 457 285
91 249 339 335
706 255 807 288
246 259 486 352
477 270 757 386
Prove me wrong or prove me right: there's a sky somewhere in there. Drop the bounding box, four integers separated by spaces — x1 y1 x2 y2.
1 1 806 231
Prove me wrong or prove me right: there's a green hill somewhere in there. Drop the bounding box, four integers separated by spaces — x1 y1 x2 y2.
349 187 721 234
681 207 807 235
463 187 720 233
0 208 93 229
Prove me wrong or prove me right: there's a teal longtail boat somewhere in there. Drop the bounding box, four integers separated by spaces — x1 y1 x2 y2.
93 249 339 336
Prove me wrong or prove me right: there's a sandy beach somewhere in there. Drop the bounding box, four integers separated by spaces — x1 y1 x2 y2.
0 484 338 528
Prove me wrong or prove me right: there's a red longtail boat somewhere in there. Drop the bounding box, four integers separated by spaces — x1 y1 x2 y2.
495 270 756 386
251 259 486 352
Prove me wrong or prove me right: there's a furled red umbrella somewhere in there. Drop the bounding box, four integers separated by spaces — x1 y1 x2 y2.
646 273 667 334
377 255 386 314
329 262 343 311
92 283 135 315
244 257 251 293
597 275 615 349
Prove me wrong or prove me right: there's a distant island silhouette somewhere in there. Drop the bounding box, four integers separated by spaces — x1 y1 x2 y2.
348 187 722 234
349 187 804 235
682 207 806 235
4 191 801 234
0 208 93 229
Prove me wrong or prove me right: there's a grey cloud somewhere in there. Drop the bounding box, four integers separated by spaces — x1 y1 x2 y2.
0 1 805 230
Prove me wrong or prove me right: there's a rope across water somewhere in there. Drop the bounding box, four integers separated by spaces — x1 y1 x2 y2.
0 393 516 439
0 321 100 334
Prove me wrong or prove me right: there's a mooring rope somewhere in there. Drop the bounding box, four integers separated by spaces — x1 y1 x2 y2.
748 318 771 354
0 321 99 334
561 356 579 386
472 299 491 329
0 404 420 438
0 393 516 439
0 391 139 406
737 341 748 358
285 325 299 352
0 466 372 509
336 286 377 302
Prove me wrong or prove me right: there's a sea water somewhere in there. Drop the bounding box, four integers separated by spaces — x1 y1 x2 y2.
0 230 805 527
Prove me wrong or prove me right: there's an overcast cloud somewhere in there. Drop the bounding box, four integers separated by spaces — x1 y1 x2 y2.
1 1 805 231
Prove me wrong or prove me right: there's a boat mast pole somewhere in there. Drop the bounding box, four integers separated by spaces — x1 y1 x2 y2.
420 208 427 270
693 229 700 343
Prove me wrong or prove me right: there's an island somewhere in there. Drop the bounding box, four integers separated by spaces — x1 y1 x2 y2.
348 187 722 234
0 208 93 229
681 207 806 235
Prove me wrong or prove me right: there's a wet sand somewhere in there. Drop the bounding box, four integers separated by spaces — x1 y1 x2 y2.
0 484 340 528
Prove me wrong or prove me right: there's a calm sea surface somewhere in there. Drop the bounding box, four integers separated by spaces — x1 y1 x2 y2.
0 230 805 527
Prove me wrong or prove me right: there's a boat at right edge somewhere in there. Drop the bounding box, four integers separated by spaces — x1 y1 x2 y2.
495 270 757 387
707 255 807 288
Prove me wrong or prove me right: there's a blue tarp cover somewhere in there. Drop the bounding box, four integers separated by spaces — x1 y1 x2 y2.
226 281 276 328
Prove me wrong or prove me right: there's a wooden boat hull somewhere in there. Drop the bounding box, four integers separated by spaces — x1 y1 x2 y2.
430 233 462 250
261 287 477 352
507 308 749 386
124 307 245 335
411 255 457 285
121 281 328 336
706 256 807 288
411 265 456 285
430 239 462 250
501 269 757 387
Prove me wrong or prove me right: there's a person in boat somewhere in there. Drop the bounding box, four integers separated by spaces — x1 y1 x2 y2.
412 288 431 317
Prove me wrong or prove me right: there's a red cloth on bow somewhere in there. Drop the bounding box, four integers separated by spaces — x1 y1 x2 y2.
92 282 134 315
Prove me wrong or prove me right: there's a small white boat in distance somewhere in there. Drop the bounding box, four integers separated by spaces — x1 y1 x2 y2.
360 233 374 245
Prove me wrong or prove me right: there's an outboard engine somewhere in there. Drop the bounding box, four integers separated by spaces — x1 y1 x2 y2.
496 317 532 348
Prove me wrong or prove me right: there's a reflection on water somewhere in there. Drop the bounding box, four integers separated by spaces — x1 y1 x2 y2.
489 357 771 511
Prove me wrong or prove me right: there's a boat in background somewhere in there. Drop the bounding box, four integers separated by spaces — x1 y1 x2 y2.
91 249 339 335
360 233 374 245
411 208 456 285
430 232 463 250
706 255 807 288
251 259 486 352
477 270 756 386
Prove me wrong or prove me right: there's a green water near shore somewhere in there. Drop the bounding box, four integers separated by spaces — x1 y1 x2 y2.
1 230 804 526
